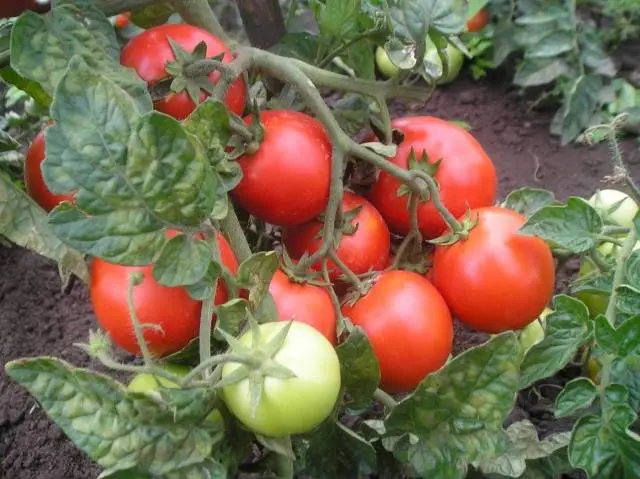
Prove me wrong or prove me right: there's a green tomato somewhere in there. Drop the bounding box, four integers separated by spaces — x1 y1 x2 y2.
127 363 191 392
519 307 552 352
221 321 341 438
588 189 639 228
375 46 399 78
423 40 464 85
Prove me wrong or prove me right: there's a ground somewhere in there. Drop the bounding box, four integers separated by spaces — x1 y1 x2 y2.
1 68 639 478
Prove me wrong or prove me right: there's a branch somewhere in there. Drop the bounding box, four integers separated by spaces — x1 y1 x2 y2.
604 228 637 325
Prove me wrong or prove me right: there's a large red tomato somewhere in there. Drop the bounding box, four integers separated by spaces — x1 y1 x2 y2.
268 269 337 344
432 207 555 333
120 24 246 120
342 270 453 393
232 110 332 226
90 232 238 356
282 191 390 281
368 116 497 239
24 125 75 212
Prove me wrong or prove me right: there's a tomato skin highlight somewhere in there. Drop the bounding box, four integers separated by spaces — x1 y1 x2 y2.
432 207 555 334
342 270 453 393
120 24 246 120
89 232 238 357
282 191 390 281
466 8 490 32
268 269 338 344
221 321 341 438
368 116 497 238
24 125 76 212
232 110 332 226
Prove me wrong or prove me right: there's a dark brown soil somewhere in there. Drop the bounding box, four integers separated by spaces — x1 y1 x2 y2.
2 70 639 478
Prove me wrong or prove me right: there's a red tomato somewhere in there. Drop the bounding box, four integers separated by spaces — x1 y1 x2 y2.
232 110 332 226
342 270 453 393
120 24 246 120
467 8 490 32
432 207 555 333
114 12 131 29
90 232 238 357
368 116 497 239
24 125 75 212
282 191 390 281
268 269 337 344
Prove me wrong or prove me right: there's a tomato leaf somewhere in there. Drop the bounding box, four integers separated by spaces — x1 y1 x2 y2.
514 58 571 87
336 327 380 412
551 75 603 145
502 187 557 218
152 235 212 287
129 2 174 29
594 314 640 357
526 31 574 59
611 354 640 411
390 0 467 46
0 172 89 282
625 250 640 289
4 357 222 478
471 420 570 477
0 66 52 109
554 377 598 418
384 332 521 479
295 418 377 478
316 0 361 39
520 197 603 253
519 295 591 389
236 251 279 309
518 445 574 479
214 298 250 339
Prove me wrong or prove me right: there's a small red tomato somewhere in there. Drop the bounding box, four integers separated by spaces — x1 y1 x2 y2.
90 232 238 357
120 24 246 120
342 270 453 393
24 125 75 212
114 12 131 29
232 110 332 226
467 8 490 32
432 207 555 333
368 116 497 239
282 191 390 281
268 269 337 344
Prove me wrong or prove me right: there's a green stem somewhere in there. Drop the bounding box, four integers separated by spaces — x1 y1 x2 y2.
607 122 640 205
220 205 253 262
590 249 613 272
127 273 155 367
373 388 398 409
375 95 393 145
198 285 216 369
328 248 365 292
183 353 259 384
603 225 631 236
177 0 233 45
274 452 294 479
598 235 624 247
318 28 382 69
415 171 464 234
392 193 422 268
322 258 344 332
285 0 299 27
604 228 637 325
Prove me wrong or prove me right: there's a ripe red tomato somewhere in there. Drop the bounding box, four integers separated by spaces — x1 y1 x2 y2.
268 269 337 344
282 191 390 281
368 116 497 239
120 24 246 120
467 8 490 32
114 12 131 29
89 232 238 357
232 110 332 226
24 125 75 212
432 207 555 334
342 270 453 393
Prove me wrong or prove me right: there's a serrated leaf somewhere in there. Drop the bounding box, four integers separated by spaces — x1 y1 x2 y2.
236 252 279 308
472 420 570 477
493 22 519 66
4 357 219 477
336 327 380 412
625 250 640 289
519 295 591 389
580 27 616 77
214 298 249 339
0 172 88 282
520 197 603 253
316 0 361 39
502 187 556 218
184 100 231 160
525 31 574 58
595 314 640 356
385 333 521 479
611 353 640 411
551 75 602 145
554 377 597 418
519 445 573 479
514 58 571 87
390 0 467 46
58 0 120 60
152 235 212 287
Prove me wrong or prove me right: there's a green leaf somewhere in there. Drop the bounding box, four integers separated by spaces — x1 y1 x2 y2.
0 66 51 108
580 27 616 77
4 357 220 478
390 0 467 45
551 75 603 145
569 407 640 478
0 172 89 282
236 251 279 308
611 353 640 411
515 11 568 25
295 418 377 478
385 333 521 479
514 58 571 87
625 250 640 289
0 130 19 153
471 420 570 477
525 31 574 58
44 58 217 265
130 2 175 29
502 187 556 218
183 100 231 166
519 295 591 389
595 314 640 356
214 298 250 339
519 445 573 479
336 327 380 412
152 235 212 287
493 22 519 66
614 285 640 315
520 197 603 253
554 377 597 418
316 0 361 39
270 32 321 63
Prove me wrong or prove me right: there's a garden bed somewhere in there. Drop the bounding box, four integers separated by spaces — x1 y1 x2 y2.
1 70 639 479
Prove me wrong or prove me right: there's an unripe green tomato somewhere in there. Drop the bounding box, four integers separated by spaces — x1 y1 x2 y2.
375 46 400 78
423 41 464 85
221 321 341 438
586 356 601 384
588 189 639 228
519 307 553 352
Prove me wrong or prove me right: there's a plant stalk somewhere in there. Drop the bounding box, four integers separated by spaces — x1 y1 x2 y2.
373 388 398 409
127 273 155 367
604 228 637 325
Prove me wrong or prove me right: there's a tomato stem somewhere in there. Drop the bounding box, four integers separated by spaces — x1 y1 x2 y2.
414 171 465 235
183 353 260 384
322 258 345 337
392 193 423 269
219 207 253 262
597 235 624 247
604 228 636 325
328 248 366 292
589 249 613 272
373 388 398 409
127 273 155 367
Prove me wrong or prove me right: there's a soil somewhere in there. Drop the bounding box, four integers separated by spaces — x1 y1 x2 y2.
2 68 640 479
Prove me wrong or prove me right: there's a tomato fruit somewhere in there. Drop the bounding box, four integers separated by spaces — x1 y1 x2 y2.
519 307 552 352
588 189 639 228
466 8 490 32
89 232 238 357
375 46 400 78
120 24 246 120
342 270 453 393
113 12 131 29
24 125 76 212
282 191 390 282
432 207 555 333
232 110 332 226
221 321 341 437
368 116 497 238
128 363 191 392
